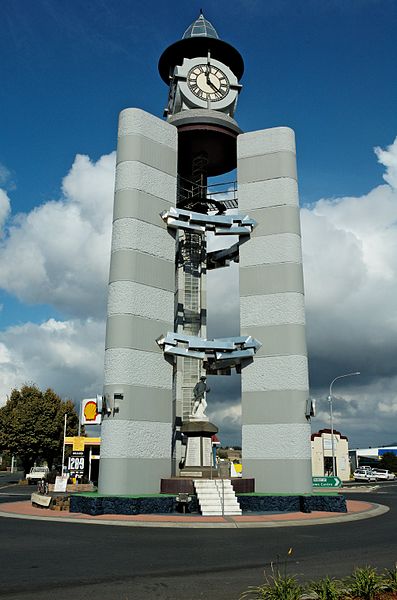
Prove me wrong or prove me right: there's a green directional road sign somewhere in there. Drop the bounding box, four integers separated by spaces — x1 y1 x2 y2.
312 476 342 488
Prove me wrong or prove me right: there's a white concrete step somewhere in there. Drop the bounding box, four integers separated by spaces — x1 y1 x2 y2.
193 479 242 516
194 483 219 489
202 512 223 516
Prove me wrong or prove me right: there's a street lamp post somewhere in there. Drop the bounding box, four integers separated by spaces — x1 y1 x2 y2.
328 371 360 476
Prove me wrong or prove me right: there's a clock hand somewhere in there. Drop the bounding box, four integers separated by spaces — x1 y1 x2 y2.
207 78 221 94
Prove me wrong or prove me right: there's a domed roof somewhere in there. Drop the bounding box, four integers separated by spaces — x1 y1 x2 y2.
182 12 219 40
158 12 244 84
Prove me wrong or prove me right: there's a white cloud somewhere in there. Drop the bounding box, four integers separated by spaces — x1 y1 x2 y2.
209 401 241 426
301 136 397 445
0 318 105 403
208 399 242 447
0 152 115 318
301 137 397 378
375 136 397 189
61 153 115 230
313 375 397 447
1 138 397 448
0 163 11 186
0 189 11 236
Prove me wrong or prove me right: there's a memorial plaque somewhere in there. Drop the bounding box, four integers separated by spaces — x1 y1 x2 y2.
185 437 200 466
202 437 212 466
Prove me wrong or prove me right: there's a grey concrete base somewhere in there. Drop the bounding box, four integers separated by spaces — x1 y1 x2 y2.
98 457 170 495
243 458 313 494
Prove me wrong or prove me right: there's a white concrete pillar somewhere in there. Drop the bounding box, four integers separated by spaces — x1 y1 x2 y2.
238 127 312 494
98 108 177 495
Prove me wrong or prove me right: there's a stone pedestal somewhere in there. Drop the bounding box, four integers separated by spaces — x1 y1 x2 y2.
180 420 218 477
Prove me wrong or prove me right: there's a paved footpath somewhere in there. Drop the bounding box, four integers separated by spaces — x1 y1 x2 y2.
0 498 388 528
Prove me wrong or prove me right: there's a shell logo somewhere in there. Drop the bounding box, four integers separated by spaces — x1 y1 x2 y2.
83 400 98 422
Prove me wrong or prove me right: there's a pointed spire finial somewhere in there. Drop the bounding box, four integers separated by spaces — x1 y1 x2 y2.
182 11 219 39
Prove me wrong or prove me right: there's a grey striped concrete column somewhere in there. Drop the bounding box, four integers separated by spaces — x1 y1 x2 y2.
98 108 177 495
238 127 312 494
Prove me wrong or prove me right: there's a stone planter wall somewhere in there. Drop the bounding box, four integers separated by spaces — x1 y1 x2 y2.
49 483 95 493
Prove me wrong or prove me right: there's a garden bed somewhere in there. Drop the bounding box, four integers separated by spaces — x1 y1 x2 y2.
240 564 397 599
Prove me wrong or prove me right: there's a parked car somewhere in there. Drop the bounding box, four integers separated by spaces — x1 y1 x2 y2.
353 468 377 482
26 466 50 485
371 468 396 480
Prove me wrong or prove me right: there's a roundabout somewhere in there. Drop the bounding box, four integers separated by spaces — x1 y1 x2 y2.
0 494 388 528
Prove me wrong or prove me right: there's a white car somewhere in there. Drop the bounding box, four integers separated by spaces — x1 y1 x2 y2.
372 469 396 481
353 468 377 482
26 466 50 485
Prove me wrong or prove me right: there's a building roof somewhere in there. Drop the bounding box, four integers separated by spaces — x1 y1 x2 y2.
311 428 348 441
182 12 219 40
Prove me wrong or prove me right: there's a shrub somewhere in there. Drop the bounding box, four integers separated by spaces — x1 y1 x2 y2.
307 576 343 599
383 565 397 592
240 555 303 600
240 571 302 600
347 566 385 599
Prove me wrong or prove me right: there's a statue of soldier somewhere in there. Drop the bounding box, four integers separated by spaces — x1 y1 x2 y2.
192 375 210 419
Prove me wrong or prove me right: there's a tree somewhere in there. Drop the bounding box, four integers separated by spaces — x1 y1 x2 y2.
217 448 228 459
379 452 397 473
0 385 80 474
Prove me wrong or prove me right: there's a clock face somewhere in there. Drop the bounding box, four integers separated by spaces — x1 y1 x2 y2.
187 64 230 102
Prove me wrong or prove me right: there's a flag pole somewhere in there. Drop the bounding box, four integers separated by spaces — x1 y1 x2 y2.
61 413 67 475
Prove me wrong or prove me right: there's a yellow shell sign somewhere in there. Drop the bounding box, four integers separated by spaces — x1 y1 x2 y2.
81 398 101 425
84 401 97 422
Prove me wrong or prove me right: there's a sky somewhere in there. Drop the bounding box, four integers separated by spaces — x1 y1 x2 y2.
1 0 397 449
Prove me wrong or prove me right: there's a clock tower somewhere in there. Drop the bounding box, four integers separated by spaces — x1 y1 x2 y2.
160 11 242 118
98 12 313 497
159 13 251 474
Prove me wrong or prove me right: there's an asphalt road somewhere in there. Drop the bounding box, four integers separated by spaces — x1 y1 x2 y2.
0 481 396 600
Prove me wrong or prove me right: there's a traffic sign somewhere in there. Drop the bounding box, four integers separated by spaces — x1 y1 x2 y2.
312 476 342 488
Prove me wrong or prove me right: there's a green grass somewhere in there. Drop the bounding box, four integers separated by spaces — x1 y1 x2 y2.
236 492 340 497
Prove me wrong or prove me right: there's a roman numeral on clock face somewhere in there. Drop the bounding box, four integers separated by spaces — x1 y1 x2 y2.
187 64 230 101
